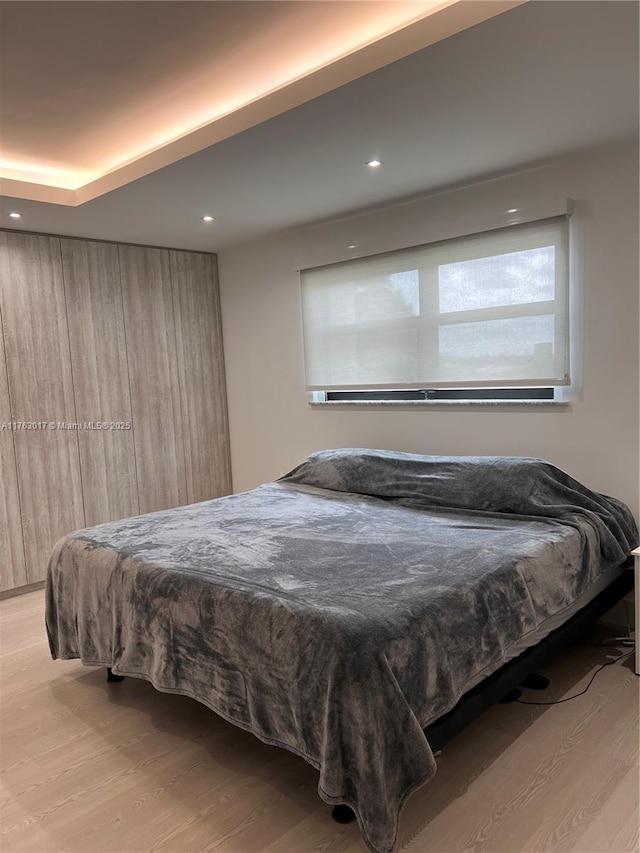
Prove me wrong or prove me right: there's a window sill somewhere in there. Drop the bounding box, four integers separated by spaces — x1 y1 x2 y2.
309 399 571 409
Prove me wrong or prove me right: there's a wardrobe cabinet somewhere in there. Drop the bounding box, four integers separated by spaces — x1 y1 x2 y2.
61 238 139 527
0 231 231 593
0 317 27 589
170 250 232 504
119 245 188 515
0 232 85 586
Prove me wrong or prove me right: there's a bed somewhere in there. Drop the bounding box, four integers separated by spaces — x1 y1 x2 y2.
45 449 638 853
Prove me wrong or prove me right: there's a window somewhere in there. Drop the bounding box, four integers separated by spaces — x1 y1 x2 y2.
300 216 570 395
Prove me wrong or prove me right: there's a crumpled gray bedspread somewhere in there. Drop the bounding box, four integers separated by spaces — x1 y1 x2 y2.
46 450 638 853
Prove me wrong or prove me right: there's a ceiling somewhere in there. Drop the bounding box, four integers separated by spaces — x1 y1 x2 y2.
1 0 515 201
0 0 637 253
0 0 480 204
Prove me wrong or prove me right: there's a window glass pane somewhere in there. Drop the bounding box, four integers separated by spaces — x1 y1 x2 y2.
438 247 555 313
311 328 419 386
389 270 420 316
322 269 419 327
438 315 555 380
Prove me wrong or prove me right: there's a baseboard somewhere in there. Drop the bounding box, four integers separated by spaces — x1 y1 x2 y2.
0 580 45 600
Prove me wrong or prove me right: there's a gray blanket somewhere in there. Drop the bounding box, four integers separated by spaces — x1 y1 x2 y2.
46 450 638 853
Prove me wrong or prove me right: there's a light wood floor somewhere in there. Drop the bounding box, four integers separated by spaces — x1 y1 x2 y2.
1 590 638 853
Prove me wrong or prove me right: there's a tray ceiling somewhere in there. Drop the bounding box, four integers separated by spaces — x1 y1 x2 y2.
0 0 520 204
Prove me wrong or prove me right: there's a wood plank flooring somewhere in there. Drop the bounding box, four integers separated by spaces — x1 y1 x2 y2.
1 590 638 853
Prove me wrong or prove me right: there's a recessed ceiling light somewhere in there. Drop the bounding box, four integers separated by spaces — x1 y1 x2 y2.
347 244 356 249
507 208 519 214
366 160 382 168
9 212 22 218
202 215 214 222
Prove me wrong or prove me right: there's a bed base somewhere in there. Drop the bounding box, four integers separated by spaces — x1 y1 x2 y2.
103 568 633 828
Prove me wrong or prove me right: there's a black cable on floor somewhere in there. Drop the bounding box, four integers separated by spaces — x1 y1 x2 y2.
515 650 637 706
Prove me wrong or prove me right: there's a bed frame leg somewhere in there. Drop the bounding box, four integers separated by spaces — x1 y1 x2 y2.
500 672 549 703
499 687 522 703
520 673 550 690
106 667 125 682
332 805 356 824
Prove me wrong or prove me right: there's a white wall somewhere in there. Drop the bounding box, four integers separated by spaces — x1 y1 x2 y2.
218 141 639 518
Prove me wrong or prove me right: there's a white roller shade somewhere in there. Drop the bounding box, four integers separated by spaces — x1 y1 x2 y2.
301 216 570 390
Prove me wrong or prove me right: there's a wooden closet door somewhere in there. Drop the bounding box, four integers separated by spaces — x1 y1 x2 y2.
61 238 139 526
0 314 27 591
119 244 187 514
170 250 232 504
0 232 84 582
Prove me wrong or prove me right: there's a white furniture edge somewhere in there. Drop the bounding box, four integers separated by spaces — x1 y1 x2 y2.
631 547 640 676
